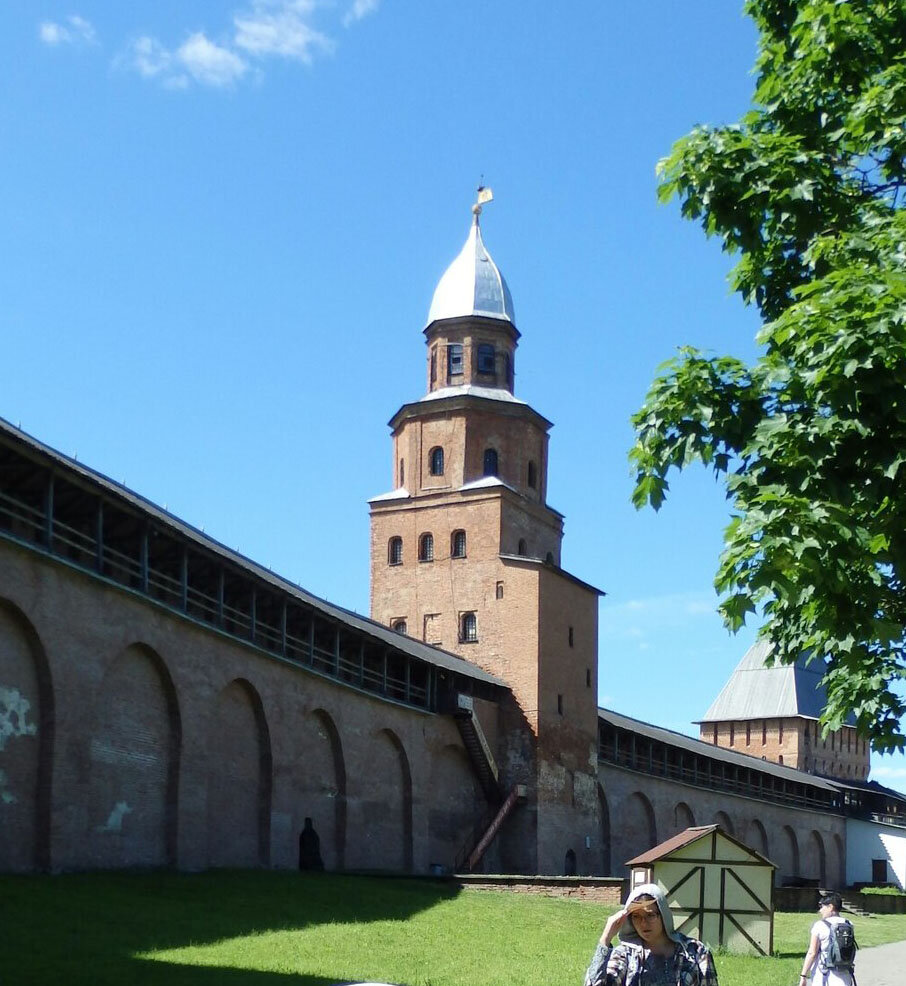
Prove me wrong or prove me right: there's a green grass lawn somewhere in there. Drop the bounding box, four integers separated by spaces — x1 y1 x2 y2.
3 871 904 986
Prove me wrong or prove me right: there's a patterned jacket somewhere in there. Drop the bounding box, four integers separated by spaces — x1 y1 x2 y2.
584 936 719 986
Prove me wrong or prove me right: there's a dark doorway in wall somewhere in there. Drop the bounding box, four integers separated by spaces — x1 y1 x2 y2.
564 848 577 876
872 858 889 883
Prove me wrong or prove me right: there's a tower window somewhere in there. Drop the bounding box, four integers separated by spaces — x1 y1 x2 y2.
729 723 735 747
388 537 403 565
495 581 504 599
557 694 563 715
517 538 527 556
391 618 407 634
527 460 537 488
746 722 751 746
429 446 444 476
430 349 437 386
568 626 574 647
483 448 498 476
505 353 513 389
447 344 463 379
460 611 478 643
477 344 495 374
451 529 466 558
586 668 591 688
545 551 554 564
399 458 405 487
418 532 434 562
763 721 767 745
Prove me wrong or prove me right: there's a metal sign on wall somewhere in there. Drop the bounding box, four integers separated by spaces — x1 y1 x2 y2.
627 825 775 956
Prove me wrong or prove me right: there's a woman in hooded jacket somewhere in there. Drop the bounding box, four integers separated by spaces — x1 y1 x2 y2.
584 883 718 986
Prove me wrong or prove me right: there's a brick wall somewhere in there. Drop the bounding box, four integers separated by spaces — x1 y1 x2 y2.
0 540 489 874
457 873 626 905
700 718 870 780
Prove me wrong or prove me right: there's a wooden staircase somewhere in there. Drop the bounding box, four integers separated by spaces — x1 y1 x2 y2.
453 693 502 801
446 692 526 872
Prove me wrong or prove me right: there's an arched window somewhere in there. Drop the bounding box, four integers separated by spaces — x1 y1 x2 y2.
391 619 407 634
517 538 527 556
460 611 478 643
527 460 537 488
451 529 466 558
495 581 504 599
483 448 498 476
418 532 434 562
429 446 444 476
388 537 403 565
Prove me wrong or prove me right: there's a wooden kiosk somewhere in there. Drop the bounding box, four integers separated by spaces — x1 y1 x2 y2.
626 824 775 956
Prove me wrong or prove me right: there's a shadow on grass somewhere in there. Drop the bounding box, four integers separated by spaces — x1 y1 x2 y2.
1 870 449 986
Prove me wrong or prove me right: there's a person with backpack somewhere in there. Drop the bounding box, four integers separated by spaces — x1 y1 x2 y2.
799 891 858 986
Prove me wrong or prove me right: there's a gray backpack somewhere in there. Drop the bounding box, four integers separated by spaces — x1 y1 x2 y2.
821 918 857 980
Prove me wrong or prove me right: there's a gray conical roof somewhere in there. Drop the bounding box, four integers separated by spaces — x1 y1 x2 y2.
699 641 834 722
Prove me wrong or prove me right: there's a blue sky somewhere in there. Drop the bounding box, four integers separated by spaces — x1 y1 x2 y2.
3 2 903 791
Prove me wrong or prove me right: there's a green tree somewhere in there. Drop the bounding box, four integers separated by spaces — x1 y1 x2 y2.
631 0 906 751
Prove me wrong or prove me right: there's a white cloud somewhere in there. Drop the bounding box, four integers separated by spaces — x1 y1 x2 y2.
121 36 188 89
121 32 246 89
234 0 332 61
114 0 378 89
178 32 247 86
343 0 380 27
39 15 97 46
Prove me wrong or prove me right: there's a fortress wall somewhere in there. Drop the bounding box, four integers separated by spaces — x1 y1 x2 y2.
598 763 846 886
0 539 485 874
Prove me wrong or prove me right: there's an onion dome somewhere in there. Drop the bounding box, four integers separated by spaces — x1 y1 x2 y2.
426 210 515 327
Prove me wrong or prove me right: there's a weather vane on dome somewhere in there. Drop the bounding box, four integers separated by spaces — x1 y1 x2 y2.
472 183 494 220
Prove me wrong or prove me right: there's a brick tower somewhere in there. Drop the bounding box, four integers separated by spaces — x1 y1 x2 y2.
369 196 603 874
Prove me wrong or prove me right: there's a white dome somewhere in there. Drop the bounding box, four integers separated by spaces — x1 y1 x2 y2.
426 216 515 327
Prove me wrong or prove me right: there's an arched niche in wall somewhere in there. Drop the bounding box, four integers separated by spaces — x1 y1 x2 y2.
89 642 181 868
832 833 846 888
348 727 413 872
618 791 657 873
207 677 272 868
747 818 769 858
297 707 347 871
597 785 612 875
807 829 827 885
673 801 696 834
779 824 800 884
427 743 482 872
0 599 55 872
714 810 734 837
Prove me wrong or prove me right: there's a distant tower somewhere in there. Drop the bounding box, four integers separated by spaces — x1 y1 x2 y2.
369 195 603 874
698 641 870 781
